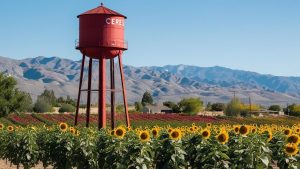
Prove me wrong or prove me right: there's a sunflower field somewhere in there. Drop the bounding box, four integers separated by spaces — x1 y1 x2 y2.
0 123 299 169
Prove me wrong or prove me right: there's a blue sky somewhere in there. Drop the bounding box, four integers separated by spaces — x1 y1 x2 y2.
0 0 299 76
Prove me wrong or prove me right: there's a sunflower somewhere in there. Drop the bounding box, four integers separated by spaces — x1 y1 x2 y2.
264 130 273 142
152 128 159 138
7 125 14 132
169 128 182 140
233 125 240 134
110 130 115 136
70 127 76 135
284 128 292 136
189 127 194 133
216 131 229 144
139 130 150 142
0 124 4 130
201 129 211 139
167 127 173 133
59 123 68 132
287 134 300 145
239 125 249 136
206 123 212 128
114 126 126 139
284 143 299 156
295 128 300 134
251 127 257 133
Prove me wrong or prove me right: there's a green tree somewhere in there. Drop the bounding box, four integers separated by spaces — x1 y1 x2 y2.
211 103 226 111
268 105 281 111
225 98 242 116
163 101 181 113
0 73 33 116
33 97 52 113
285 104 300 117
58 103 75 113
134 102 143 112
141 91 153 106
38 89 57 106
178 97 203 115
206 102 212 111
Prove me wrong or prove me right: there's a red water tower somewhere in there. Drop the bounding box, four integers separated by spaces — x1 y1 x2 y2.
74 3 130 129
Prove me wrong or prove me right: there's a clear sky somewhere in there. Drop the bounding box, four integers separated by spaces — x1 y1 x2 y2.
0 0 299 76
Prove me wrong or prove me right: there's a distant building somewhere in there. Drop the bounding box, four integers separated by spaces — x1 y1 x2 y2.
251 110 285 117
142 104 172 114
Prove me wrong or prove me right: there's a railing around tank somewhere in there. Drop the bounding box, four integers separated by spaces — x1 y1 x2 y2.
75 39 128 49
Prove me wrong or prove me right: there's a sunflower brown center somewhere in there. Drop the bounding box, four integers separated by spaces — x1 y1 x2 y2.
218 134 227 142
202 131 209 137
286 146 296 153
239 126 248 134
140 132 148 140
171 131 179 138
116 129 124 136
287 136 299 143
284 130 290 135
234 127 239 132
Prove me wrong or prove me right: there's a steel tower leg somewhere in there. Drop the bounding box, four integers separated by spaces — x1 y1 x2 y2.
86 58 93 128
99 57 106 129
75 55 86 126
118 53 130 127
110 58 115 129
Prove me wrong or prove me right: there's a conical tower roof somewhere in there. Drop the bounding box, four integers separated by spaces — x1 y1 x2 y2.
78 3 127 18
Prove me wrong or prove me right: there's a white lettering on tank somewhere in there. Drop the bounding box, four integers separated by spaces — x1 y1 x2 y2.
106 18 111 24
106 17 124 26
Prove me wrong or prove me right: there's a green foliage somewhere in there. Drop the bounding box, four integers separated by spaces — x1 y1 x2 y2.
57 96 76 107
285 104 300 117
58 103 75 113
178 97 203 115
141 91 153 106
0 73 33 116
38 89 57 107
0 125 299 168
3 128 39 169
134 102 143 112
116 104 125 113
225 98 242 116
33 98 52 113
268 105 281 111
163 101 181 113
211 103 226 111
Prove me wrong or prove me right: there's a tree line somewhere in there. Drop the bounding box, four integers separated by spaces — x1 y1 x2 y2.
0 73 76 117
1 73 300 117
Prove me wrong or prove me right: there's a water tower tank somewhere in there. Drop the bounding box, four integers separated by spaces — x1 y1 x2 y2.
77 3 127 59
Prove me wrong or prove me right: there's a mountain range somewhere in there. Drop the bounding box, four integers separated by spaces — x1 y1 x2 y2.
1 56 300 106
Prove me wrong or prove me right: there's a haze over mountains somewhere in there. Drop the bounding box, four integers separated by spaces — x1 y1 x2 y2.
1 56 300 106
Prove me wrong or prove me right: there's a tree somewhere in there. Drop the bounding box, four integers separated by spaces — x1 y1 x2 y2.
33 97 52 113
285 104 300 117
134 102 143 112
0 73 33 116
141 91 153 106
178 97 203 115
211 103 226 111
163 101 181 113
206 102 212 111
268 105 281 112
58 103 75 113
225 98 242 116
38 89 57 106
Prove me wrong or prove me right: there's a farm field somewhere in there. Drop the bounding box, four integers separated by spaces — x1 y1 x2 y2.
1 113 300 127
1 113 300 168
0 122 299 168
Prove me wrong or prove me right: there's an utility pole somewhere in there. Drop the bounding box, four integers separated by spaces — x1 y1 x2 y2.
248 96 252 113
